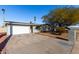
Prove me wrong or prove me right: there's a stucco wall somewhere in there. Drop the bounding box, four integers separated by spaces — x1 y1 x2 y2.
33 26 40 33
6 25 11 35
6 25 40 35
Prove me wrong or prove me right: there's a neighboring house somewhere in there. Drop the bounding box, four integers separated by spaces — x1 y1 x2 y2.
41 24 51 32
4 21 41 35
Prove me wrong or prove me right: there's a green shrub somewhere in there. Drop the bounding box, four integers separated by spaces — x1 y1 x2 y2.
56 27 66 33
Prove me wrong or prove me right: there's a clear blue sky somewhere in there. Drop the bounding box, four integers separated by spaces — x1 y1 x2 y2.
0 5 73 26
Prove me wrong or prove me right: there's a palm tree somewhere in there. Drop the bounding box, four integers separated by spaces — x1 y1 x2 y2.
2 8 5 21
1 8 6 33
34 16 36 23
1 9 6 27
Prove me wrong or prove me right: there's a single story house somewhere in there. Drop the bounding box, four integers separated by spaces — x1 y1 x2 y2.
4 21 42 35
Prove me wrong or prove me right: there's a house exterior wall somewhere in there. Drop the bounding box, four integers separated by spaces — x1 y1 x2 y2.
6 25 31 35
33 26 40 33
6 25 11 35
6 25 40 35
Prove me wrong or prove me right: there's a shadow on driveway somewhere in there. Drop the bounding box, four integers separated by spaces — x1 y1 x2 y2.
56 37 68 41
0 35 12 54
36 33 68 41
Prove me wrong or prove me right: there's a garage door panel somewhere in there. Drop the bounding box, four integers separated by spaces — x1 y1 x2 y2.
13 26 31 35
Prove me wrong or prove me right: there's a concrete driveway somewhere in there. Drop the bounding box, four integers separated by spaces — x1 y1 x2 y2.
1 33 73 54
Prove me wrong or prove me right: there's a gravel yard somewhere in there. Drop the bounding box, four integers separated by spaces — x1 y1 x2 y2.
1 33 73 54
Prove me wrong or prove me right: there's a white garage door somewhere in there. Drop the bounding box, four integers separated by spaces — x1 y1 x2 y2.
13 26 31 35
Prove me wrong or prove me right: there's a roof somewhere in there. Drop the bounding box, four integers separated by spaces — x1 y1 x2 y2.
4 21 42 26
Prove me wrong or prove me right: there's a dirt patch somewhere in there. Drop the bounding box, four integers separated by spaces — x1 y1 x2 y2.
36 32 68 41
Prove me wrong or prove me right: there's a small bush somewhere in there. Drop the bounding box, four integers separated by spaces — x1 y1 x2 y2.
56 27 67 34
